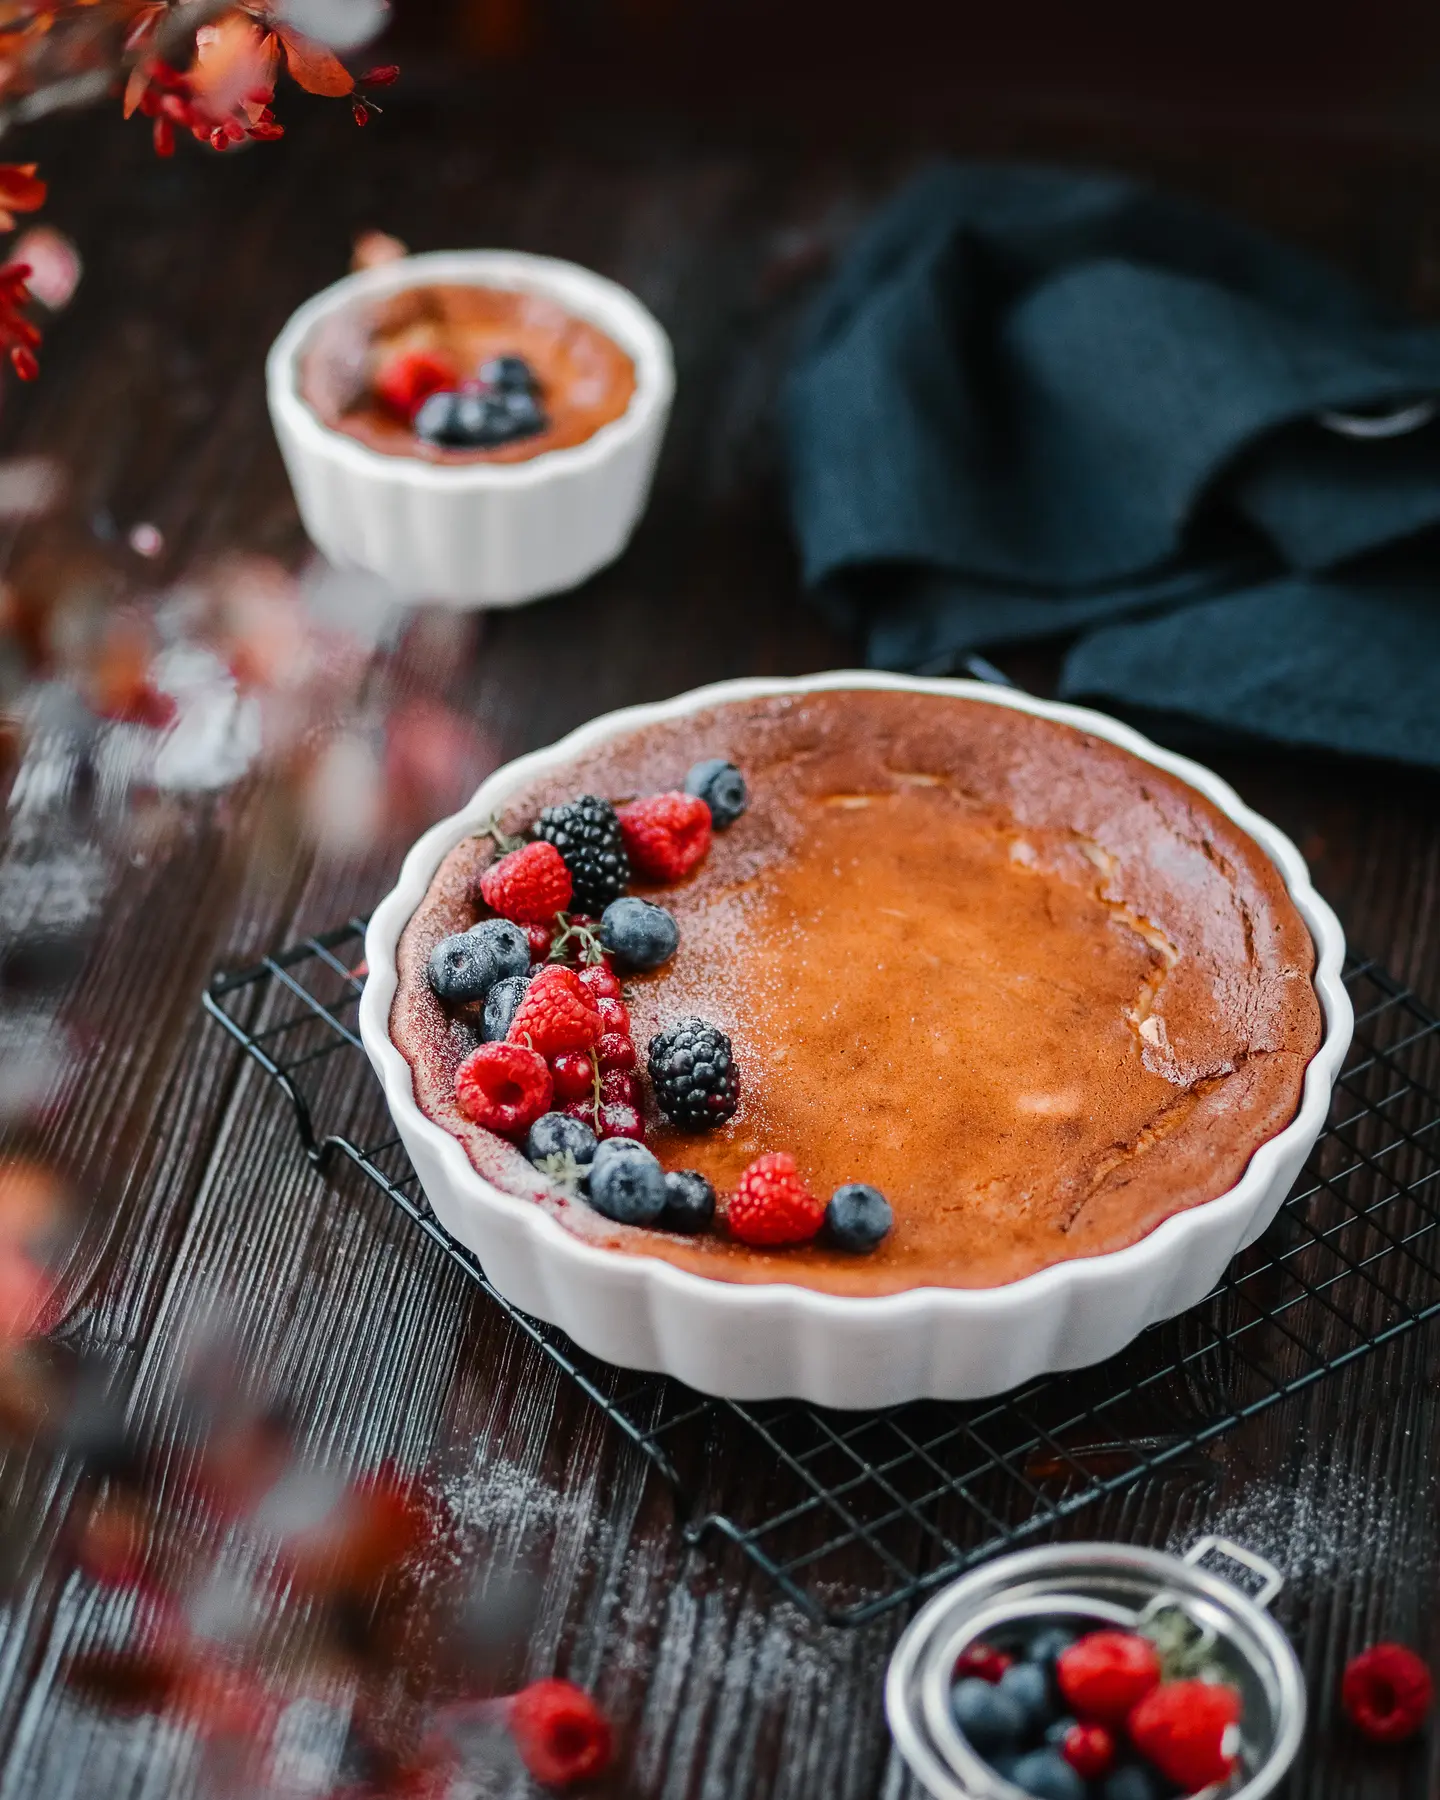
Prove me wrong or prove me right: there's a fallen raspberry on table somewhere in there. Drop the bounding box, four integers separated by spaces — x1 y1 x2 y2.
953 1641 1012 1684
1056 1630 1161 1724
728 1152 825 1247
455 1042 553 1136
1128 1678 1241 1792
1060 1720 1115 1779
508 1678 613 1786
618 791 712 882
374 348 457 421
507 965 602 1058
1342 1642 1433 1743
480 841 573 925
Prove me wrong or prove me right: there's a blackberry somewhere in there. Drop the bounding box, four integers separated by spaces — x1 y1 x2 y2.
647 1019 740 1130
534 795 630 915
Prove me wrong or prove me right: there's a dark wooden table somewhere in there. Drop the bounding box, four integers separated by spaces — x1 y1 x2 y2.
2 76 1439 1799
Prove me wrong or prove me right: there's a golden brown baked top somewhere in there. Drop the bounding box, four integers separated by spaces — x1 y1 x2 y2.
390 690 1323 1294
299 282 636 464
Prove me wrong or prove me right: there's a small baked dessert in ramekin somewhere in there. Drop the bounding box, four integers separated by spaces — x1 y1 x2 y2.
359 673 1351 1405
266 249 674 607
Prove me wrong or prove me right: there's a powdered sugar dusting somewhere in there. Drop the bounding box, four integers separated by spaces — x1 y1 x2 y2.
1167 1464 1423 1592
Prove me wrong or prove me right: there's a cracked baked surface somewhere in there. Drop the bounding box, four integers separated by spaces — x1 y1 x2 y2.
390 690 1323 1294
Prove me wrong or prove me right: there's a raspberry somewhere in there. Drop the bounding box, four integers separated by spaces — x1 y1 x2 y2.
1059 1721 1114 1779
600 1069 636 1106
648 1019 739 1130
1056 1631 1160 1724
617 791 712 882
525 921 555 961
596 996 630 1036
579 964 622 1002
455 1042 552 1136
953 1642 1013 1684
373 348 456 421
479 841 572 925
597 1032 636 1072
1342 1643 1433 1743
508 1679 612 1787
550 1050 596 1102
598 1102 644 1141
1127 1678 1241 1792
728 1152 824 1247
534 796 630 914
507 966 601 1058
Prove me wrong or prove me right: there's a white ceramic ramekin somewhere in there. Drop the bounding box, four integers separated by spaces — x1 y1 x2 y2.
359 672 1353 1407
266 250 675 607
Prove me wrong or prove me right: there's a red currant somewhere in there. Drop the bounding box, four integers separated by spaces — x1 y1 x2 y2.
550 1051 595 1102
562 1098 599 1129
598 1102 643 1141
600 1069 636 1107
596 1033 636 1072
595 996 630 1036
578 963 621 1002
524 921 554 961
1061 1722 1115 1780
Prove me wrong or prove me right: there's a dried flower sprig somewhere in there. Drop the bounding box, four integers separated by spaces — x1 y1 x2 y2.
0 1 399 376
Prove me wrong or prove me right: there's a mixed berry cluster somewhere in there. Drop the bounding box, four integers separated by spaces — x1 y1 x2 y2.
950 1616 1245 1799
376 349 549 451
424 756 894 1255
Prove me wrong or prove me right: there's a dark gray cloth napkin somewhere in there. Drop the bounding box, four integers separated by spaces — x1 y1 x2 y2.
784 162 1440 767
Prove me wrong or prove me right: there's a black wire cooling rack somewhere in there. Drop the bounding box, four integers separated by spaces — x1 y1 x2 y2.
203 927 1440 1627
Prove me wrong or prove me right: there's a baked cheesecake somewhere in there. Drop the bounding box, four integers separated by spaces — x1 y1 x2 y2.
389 690 1322 1296
299 281 636 465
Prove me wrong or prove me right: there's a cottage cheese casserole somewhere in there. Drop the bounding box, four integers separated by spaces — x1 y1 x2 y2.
388 685 1328 1281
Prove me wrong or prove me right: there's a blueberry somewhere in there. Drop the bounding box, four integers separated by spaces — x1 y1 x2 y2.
1009 1748 1084 1800
660 1170 716 1233
998 1661 1053 1735
466 918 531 983
483 973 531 1041
951 1677 1024 1756
526 1111 598 1168
586 1138 667 1225
599 897 679 972
479 354 538 395
415 388 537 450
498 388 547 436
684 758 748 829
427 932 497 1006
824 1183 893 1253
1101 1769 1171 1800
1027 1627 1077 1677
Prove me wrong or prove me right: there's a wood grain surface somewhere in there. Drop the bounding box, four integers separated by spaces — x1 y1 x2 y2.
1 77 1439 1799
